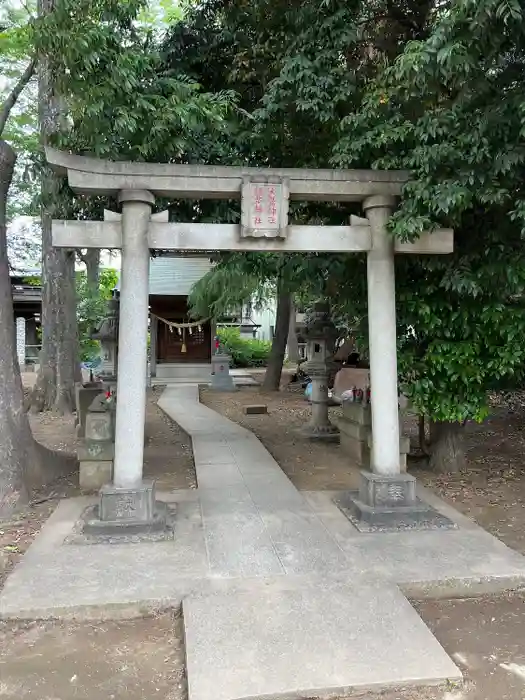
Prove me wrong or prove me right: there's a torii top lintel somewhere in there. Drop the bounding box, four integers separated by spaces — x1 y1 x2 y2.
45 148 409 202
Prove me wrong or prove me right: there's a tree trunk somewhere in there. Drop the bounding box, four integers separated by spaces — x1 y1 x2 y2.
286 296 300 364
418 415 430 456
0 140 33 514
30 186 77 415
55 251 77 412
428 420 466 473
0 140 77 516
30 0 77 415
84 249 100 292
262 287 291 391
81 248 100 345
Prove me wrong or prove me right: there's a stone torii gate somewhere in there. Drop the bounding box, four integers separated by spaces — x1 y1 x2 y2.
46 148 453 532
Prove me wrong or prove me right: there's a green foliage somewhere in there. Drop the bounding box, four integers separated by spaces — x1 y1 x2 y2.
34 0 236 162
0 1 35 95
189 259 271 319
329 0 525 422
180 0 525 427
0 1 39 221
217 327 271 368
2 0 521 430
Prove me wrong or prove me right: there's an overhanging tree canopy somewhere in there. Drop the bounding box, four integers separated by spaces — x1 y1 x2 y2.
177 0 525 470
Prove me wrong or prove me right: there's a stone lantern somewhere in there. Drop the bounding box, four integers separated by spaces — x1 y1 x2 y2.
300 302 339 442
91 298 119 392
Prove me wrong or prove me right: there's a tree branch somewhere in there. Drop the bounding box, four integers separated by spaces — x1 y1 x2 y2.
76 249 88 266
0 57 37 138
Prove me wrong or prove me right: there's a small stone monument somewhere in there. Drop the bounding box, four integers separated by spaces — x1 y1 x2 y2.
337 399 409 472
299 303 339 442
78 393 114 490
210 336 236 391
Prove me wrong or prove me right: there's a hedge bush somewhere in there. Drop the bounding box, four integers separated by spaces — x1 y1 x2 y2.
217 327 271 367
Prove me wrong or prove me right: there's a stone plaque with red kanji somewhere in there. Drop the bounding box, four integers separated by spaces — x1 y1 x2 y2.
241 177 289 238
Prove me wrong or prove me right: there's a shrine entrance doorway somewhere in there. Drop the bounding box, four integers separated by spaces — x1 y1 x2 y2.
150 295 212 364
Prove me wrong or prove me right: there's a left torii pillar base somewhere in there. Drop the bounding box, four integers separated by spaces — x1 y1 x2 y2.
83 481 170 537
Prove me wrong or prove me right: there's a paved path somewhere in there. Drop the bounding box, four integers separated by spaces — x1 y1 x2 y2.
157 386 523 700
3 384 525 700
159 385 349 578
158 386 525 591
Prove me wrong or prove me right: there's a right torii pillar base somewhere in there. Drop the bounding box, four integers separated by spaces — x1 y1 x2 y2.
335 471 456 532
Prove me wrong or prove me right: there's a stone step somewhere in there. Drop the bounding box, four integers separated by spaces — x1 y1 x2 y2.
183 575 461 700
152 365 258 386
155 363 212 380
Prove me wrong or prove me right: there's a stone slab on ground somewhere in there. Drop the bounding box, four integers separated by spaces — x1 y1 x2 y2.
199 486 284 577
183 576 461 700
0 493 209 619
304 490 525 597
4 483 525 620
243 404 268 414
3 386 525 619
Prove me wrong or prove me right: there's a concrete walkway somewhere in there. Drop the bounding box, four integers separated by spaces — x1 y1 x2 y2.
160 385 347 578
3 384 525 700
159 386 524 700
159 386 525 592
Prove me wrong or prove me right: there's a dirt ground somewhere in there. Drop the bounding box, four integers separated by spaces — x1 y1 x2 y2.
2 383 525 700
0 612 186 700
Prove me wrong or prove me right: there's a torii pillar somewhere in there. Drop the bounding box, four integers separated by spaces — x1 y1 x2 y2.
87 190 167 533
338 195 445 530
112 191 152 488
365 195 401 477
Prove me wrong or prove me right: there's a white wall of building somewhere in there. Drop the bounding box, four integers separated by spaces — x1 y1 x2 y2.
148 256 212 296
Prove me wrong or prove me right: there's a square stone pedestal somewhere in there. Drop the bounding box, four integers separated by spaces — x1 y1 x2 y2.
83 481 170 537
78 406 115 491
335 471 456 532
